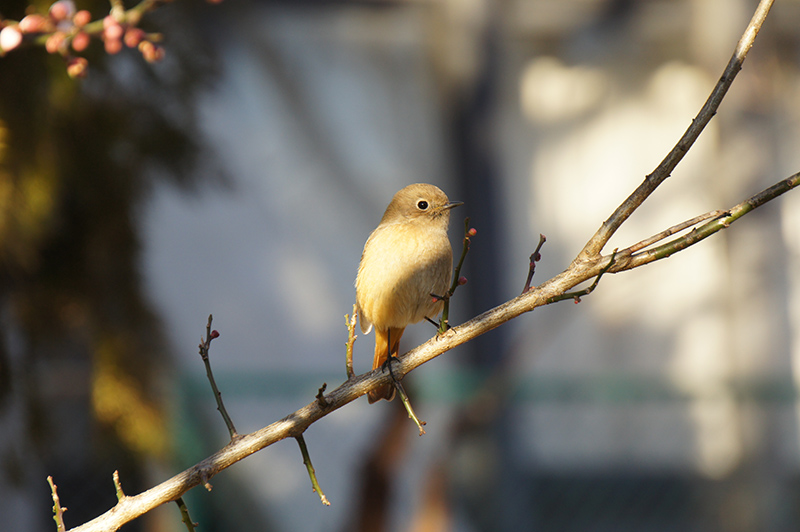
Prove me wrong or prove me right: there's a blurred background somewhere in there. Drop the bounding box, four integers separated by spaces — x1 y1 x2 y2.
2 0 800 531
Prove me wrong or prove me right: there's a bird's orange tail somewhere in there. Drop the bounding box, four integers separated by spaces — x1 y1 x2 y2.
368 326 405 403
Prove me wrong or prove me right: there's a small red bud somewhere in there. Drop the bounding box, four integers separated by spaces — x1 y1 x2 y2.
139 40 164 62
103 19 124 40
45 31 67 54
210 330 220 339
458 276 467 286
124 27 145 48
66 56 88 78
73 10 91 27
71 31 90 52
104 36 122 54
468 228 477 237
49 0 76 22
19 14 50 33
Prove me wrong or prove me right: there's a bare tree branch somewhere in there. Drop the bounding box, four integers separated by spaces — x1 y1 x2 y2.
611 171 800 272
576 0 775 260
62 1 793 530
65 173 800 532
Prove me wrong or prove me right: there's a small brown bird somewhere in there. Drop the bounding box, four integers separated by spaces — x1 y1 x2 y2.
356 183 461 403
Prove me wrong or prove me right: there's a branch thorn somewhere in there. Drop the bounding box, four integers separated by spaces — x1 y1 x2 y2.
316 383 328 408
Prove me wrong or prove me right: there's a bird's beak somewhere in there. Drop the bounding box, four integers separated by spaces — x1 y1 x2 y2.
443 201 463 210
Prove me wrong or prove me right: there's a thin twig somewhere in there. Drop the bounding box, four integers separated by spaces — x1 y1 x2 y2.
611 171 800 272
438 218 475 334
295 435 330 506
47 476 67 532
522 234 547 294
175 498 197 532
577 0 774 260
112 471 125 501
392 377 427 436
344 305 358 379
625 211 727 254
385 356 427 435
198 314 239 440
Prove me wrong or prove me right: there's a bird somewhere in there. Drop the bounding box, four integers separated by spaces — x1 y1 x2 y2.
355 183 461 403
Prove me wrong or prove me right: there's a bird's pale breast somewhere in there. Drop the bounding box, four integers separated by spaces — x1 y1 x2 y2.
356 220 452 332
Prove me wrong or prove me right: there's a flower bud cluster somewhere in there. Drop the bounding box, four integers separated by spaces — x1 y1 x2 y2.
0 0 168 77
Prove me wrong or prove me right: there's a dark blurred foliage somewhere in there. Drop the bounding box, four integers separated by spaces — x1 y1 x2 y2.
0 0 220 528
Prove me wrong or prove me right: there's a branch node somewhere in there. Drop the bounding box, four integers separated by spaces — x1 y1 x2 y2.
199 468 214 492
548 250 617 304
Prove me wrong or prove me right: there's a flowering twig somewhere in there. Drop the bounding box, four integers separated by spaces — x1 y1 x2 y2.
0 0 208 77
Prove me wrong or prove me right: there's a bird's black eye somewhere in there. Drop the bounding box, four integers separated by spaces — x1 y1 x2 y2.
417 200 429 210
